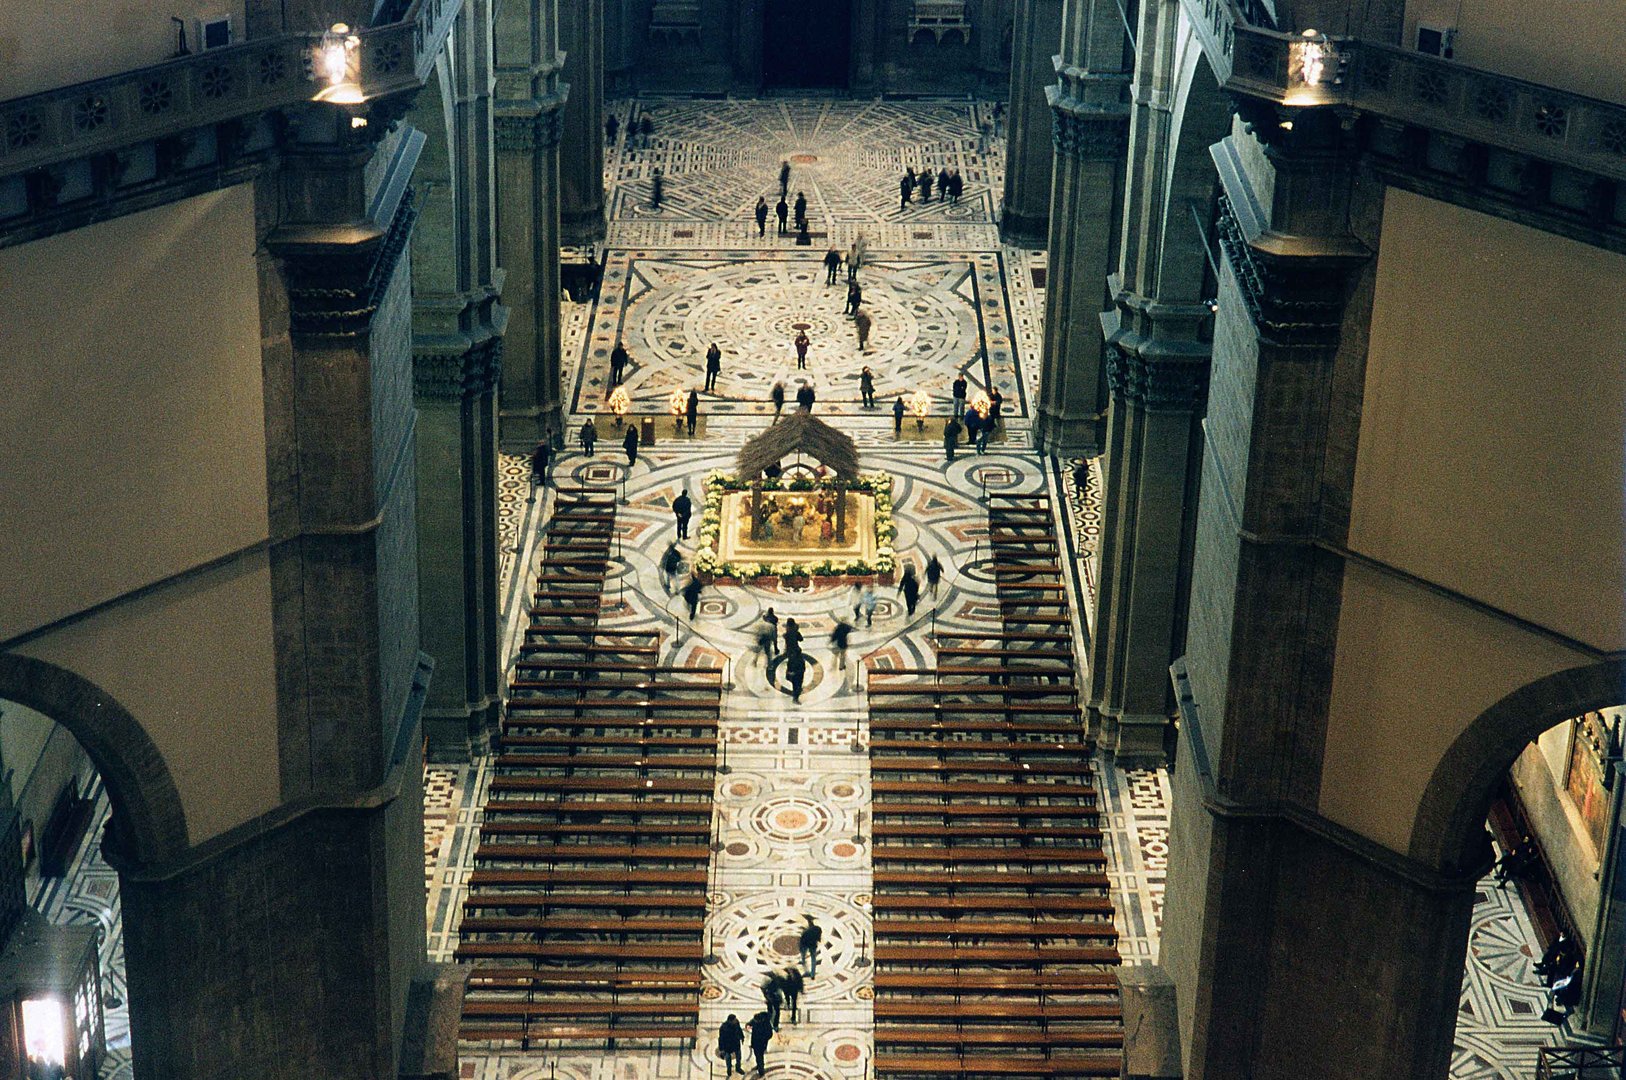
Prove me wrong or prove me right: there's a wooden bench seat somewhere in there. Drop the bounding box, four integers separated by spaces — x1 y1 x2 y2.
873 847 1107 867
874 1001 1121 1023
872 802 1098 820
874 971 1118 993
869 759 1090 778
493 752 716 771
873 870 1111 891
871 780 1096 799
469 868 707 888
463 969 700 992
454 940 704 963
877 1027 1123 1049
871 894 1113 916
871 823 1103 843
496 734 716 752
463 1001 698 1020
867 684 1077 700
932 631 1073 644
480 799 712 818
935 647 1073 661
873 918 1117 942
874 1053 1120 1077
463 892 707 913
873 944 1119 965
486 776 714 795
478 821 712 840
458 915 705 935
473 841 709 862
460 1022 694 1044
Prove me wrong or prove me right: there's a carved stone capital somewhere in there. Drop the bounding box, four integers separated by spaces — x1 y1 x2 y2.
494 101 564 152
273 188 418 341
1105 344 1210 413
1049 95 1130 161
1213 193 1365 348
413 335 503 400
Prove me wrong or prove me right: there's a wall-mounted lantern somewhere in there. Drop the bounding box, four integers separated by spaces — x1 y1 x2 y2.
314 22 364 104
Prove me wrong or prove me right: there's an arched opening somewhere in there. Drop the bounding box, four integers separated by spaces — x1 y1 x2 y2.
0 656 188 1080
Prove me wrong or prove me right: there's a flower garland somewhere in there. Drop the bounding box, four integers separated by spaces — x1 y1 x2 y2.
693 470 896 580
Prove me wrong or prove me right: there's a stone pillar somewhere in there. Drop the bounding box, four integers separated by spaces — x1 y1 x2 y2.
975 0 1014 85
850 0 881 94
115 102 442 1079
1033 0 1129 453
496 0 567 445
558 0 606 244
413 0 506 759
998 0 1062 245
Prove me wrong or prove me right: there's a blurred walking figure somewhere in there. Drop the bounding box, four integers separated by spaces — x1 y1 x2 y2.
799 916 823 976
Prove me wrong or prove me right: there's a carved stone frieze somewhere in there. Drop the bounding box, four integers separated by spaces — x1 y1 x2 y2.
413 335 503 400
1106 344 1210 412
277 189 419 341
1050 98 1131 161
494 105 564 153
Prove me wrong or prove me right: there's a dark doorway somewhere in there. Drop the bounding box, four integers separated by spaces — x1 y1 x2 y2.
762 0 853 89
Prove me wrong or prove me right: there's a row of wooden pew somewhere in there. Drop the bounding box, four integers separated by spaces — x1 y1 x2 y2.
864 490 1124 1078
457 486 724 1049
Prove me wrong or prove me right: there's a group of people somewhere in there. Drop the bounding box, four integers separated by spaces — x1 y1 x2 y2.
899 165 966 209
717 918 824 1075
606 111 655 148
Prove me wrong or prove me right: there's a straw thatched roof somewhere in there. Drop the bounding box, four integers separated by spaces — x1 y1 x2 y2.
735 409 861 479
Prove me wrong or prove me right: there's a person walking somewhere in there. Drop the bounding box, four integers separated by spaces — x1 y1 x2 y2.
660 542 683 594
977 410 993 453
853 308 872 352
977 118 992 155
823 246 842 285
798 916 823 976
747 1011 773 1076
762 607 780 654
770 380 786 419
756 625 777 666
775 196 789 235
623 423 639 467
639 113 655 146
794 330 810 369
990 385 1004 427
860 584 878 627
782 616 803 655
860 366 875 408
937 166 951 202
899 563 921 616
782 968 805 1024
793 191 807 230
964 407 981 452
762 975 783 1031
892 395 905 436
951 373 967 418
920 168 934 202
672 489 692 539
779 159 792 199
899 172 913 209
844 279 861 315
609 337 629 388
705 342 723 392
795 382 816 412
925 553 944 597
682 575 704 621
943 416 961 461
783 648 807 704
649 167 664 210
529 440 551 495
755 196 769 237
686 388 700 435
718 1014 744 1075
830 619 852 676
579 418 598 456
845 244 860 283
949 169 963 203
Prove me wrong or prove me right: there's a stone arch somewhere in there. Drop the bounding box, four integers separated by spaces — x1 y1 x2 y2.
0 653 189 867
1153 10 1230 303
408 52 461 304
1410 659 1626 874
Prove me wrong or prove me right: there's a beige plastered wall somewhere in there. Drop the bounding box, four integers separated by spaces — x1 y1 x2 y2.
1405 0 1626 105
0 185 280 846
0 0 251 100
1318 187 1626 854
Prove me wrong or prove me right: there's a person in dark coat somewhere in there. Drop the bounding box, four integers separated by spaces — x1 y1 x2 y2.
782 968 805 1024
943 417 961 462
762 975 783 1030
977 410 993 453
798 916 823 976
530 441 551 494
682 575 704 621
949 169 963 203
844 280 861 314
762 607 780 653
925 553 944 597
706 342 723 391
779 159 792 198
920 168 934 201
937 166 951 202
899 564 920 616
1536 932 1581 986
609 338 629 388
579 419 598 456
951 373 968 418
718 1014 744 1075
623 424 639 467
605 114 619 144
638 113 654 145
686 388 700 435
755 196 769 237
775 196 789 234
899 173 913 210
672 490 692 539
963 408 982 451
892 395 905 436
782 616 803 652
747 1011 773 1076
794 330 810 369
796 383 816 411
660 542 683 594
793 191 807 229
860 366 875 408
650 167 664 209
783 648 807 703
830 620 853 674
824 246 842 285
989 386 1004 427
770 380 786 419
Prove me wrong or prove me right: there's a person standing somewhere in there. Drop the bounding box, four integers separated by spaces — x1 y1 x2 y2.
649 167 664 209
755 196 769 238
686 388 700 435
937 166 951 202
705 342 723 392
860 366 875 408
682 575 704 621
605 114 619 144
793 191 807 230
823 246 842 285
899 563 921 616
747 1011 773 1076
775 196 789 235
795 382 816 412
844 279 861 315
623 423 639 467
783 648 807 704
846 243 860 282
579 418 598 456
899 172 913 209
949 169 963 203
925 553 944 597
892 395 905 436
919 168 934 202
762 975 783 1031
718 1014 744 1076
770 380 786 419
609 337 629 388
943 416 961 461
977 411 992 453
951 373 968 418
853 308 872 352
830 620 852 675
672 489 692 539
989 386 1004 428
963 407 981 452
794 330 810 369
639 113 655 146
782 968 805 1024
660 542 683 594
530 440 551 494
798 916 823 976
779 159 792 199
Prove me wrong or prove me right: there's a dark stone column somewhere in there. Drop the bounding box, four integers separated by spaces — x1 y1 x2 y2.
998 0 1062 245
558 0 606 244
1033 0 1129 453
495 0 567 445
849 0 881 94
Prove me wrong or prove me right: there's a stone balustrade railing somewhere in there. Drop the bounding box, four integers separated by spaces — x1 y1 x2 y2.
0 0 460 180
1180 0 1626 184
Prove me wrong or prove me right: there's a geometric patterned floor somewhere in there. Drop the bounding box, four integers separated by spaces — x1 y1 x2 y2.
27 96 1588 1080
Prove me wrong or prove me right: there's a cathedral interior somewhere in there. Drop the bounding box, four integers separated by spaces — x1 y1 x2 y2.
0 0 1623 1077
